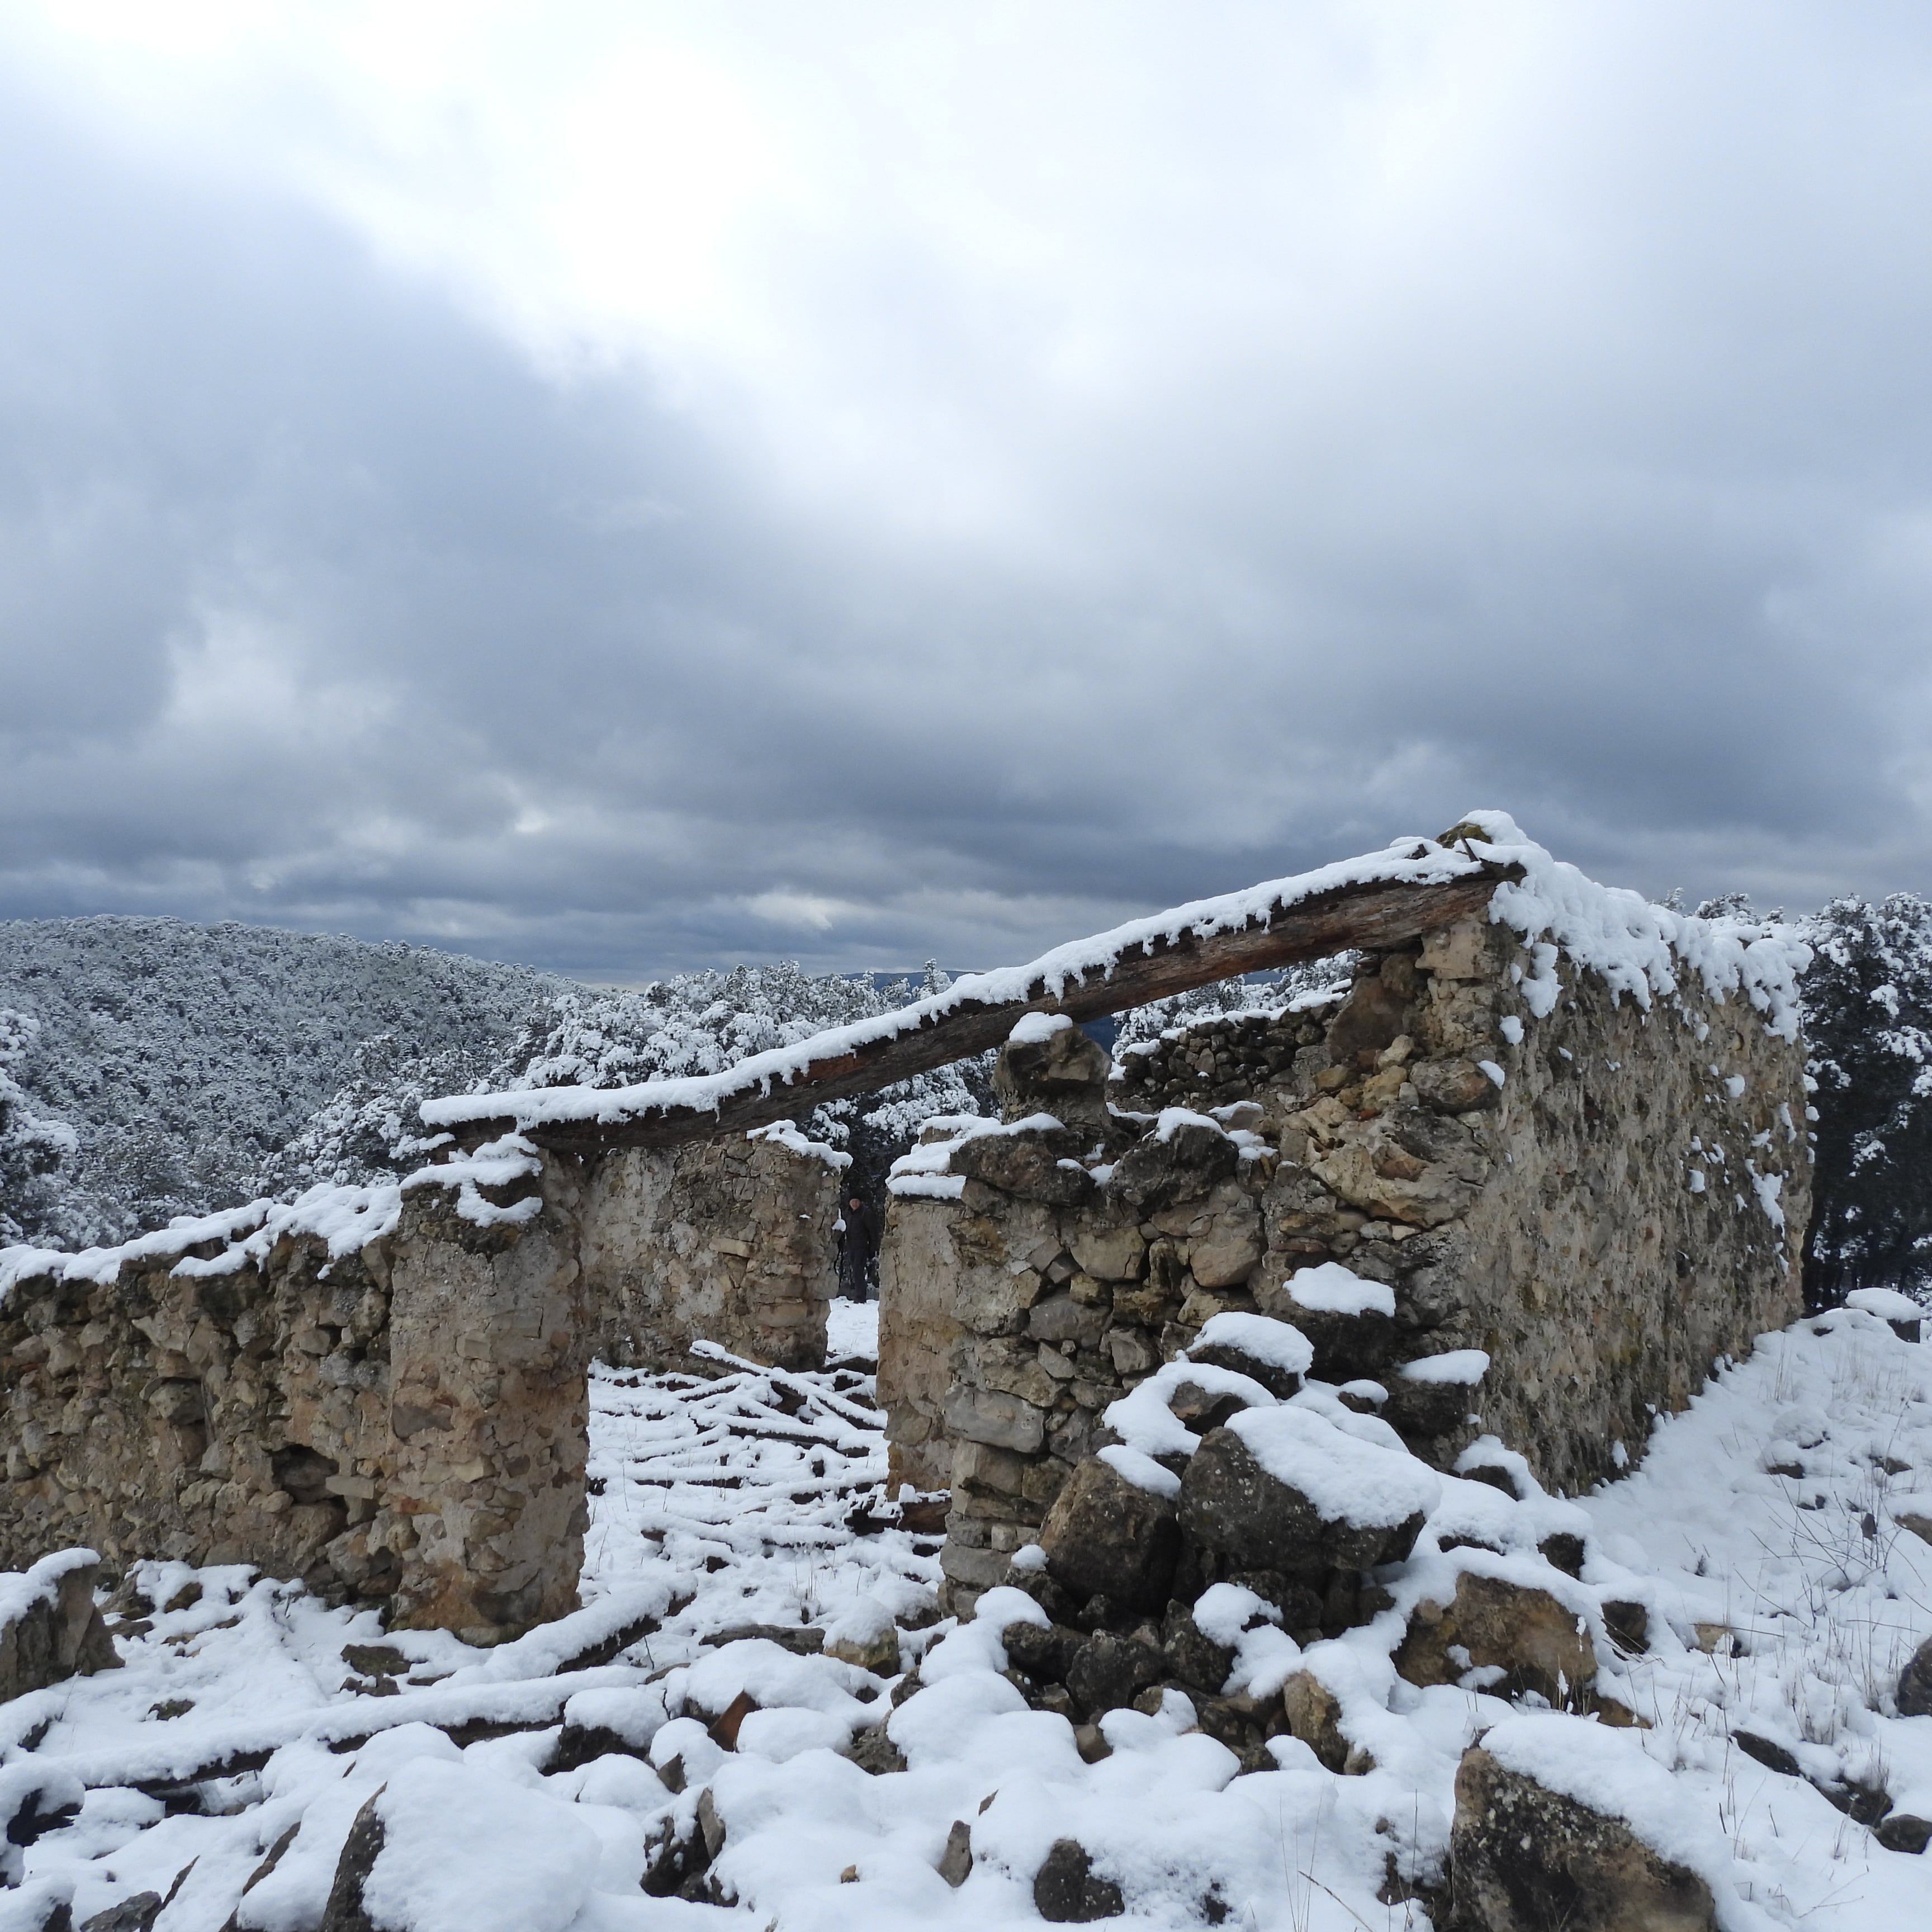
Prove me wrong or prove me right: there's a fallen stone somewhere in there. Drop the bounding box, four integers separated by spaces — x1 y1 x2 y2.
936 1817 974 1887
1599 1592 1646 1654
1037 1455 1181 1612
838 1723 907 1775
1185 1313 1313 1400
1178 1415 1432 1583
1066 1629 1164 1717
1160 1602 1235 1696
1538 1532 1587 1579
0 1553 120 1702
1034 1838 1124 1921
1876 1812 1932 1854
1898 1634 1932 1717
1278 1670 1369 1774
1002 1618 1084 1685
1395 1572 1597 1707
1449 1745 1717 1932
551 1687 670 1774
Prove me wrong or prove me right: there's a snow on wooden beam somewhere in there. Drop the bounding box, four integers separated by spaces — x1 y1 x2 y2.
424 841 1522 1154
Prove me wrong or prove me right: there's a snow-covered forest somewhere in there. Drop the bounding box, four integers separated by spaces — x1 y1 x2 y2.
0 922 988 1253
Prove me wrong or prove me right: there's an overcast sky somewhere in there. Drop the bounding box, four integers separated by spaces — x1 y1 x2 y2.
3 2 1931 980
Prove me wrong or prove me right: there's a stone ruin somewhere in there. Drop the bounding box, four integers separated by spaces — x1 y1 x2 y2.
0 817 1814 1666
0 1125 846 1645
882 902 1810 1615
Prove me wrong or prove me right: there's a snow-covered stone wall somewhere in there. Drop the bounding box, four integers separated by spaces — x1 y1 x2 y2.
878 821 1812 1609
0 1129 845 1639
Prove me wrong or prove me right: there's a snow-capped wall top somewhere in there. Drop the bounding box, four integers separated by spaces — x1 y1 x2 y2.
0 1135 545 1302
1455 810 1811 1039
424 813 1811 1139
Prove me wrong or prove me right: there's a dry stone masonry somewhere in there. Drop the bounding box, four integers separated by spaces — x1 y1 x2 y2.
878 817 1811 1611
0 1126 845 1641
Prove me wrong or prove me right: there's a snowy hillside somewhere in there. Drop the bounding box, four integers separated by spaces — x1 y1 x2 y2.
0 921 990 1252
3 1301 1931 1928
0 918 560 1248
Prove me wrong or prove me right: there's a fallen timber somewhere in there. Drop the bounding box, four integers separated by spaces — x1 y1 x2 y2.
428 846 1522 1155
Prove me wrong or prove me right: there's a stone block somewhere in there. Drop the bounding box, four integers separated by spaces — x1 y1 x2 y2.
944 1386 1046 1455
1178 1421 1428 1582
1068 1227 1145 1281
1395 1571 1597 1707
1036 1454 1180 1611
1448 1745 1716 1931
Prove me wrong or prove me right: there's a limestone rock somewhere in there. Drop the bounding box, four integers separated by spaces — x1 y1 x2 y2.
1003 1617 1085 1685
936 1818 973 1887
1159 1602 1235 1695
1105 1120 1237 1214
995 1020 1113 1140
1449 1746 1717 1931
1395 1571 1597 1707
0 1554 120 1702
1876 1812 1931 1854
1411 1057 1502 1114
1185 1314 1311 1400
1278 1670 1362 1773
1178 1422 1429 1583
1068 1225 1146 1282
944 1386 1046 1456
1034 1839 1124 1922
1037 1455 1180 1611
1066 1629 1165 1718
951 1126 1094 1206
1325 966 1413 1068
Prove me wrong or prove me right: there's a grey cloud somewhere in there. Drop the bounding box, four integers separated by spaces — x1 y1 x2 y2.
3 10 1932 984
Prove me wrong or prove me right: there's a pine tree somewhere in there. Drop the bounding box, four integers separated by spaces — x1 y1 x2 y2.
1798 893 1932 1306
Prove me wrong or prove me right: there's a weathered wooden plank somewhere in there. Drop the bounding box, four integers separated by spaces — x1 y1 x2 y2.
462 865 1514 1155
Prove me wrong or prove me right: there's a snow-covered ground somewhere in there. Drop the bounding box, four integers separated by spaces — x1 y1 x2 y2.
2 1301 1930 1929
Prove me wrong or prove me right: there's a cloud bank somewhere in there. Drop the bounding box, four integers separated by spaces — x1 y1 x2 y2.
2 2 1930 978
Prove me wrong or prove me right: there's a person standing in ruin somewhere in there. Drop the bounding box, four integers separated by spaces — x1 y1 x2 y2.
838 1190 880 1300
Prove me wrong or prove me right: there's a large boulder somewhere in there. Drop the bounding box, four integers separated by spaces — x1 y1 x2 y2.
1178 1408 1437 1584
1450 1732 1716 1931
1395 1570 1597 1707
1037 1453 1181 1612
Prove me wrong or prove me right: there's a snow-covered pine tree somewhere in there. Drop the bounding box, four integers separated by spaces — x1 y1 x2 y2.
1797 892 1932 1308
0 1010 79 1246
